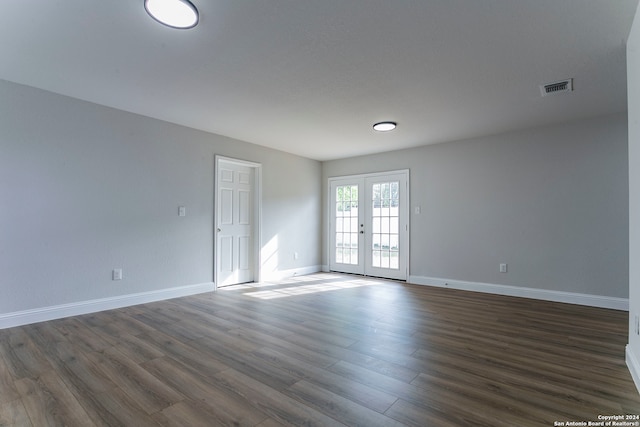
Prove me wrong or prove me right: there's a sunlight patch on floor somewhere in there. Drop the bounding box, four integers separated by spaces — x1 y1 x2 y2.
217 273 342 292
243 276 384 300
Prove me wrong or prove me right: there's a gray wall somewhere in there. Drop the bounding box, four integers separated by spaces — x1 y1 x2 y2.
0 74 629 317
627 1 640 379
323 113 629 298
0 79 322 314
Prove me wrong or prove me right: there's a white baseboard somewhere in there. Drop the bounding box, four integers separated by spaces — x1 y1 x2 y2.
627 345 640 394
260 265 323 282
0 282 215 330
409 275 628 311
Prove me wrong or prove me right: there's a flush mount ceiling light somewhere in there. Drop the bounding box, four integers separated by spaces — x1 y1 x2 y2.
145 0 199 29
373 121 397 132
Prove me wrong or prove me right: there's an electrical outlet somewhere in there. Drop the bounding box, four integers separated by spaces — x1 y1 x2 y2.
178 206 186 217
112 269 123 281
499 263 508 273
294 252 299 260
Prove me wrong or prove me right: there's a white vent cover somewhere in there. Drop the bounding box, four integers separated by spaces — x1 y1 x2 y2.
540 78 573 97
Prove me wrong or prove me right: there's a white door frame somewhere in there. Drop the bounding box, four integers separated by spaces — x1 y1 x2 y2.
214 155 262 289
328 169 410 280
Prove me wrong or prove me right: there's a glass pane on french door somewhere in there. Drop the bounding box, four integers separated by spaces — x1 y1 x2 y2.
335 184 360 266
371 180 400 270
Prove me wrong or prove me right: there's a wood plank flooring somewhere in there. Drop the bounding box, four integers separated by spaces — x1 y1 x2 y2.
1 273 639 426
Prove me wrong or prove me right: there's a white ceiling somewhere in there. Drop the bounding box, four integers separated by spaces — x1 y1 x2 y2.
0 0 637 161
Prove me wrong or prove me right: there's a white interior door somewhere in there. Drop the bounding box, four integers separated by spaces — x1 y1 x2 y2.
216 161 254 287
329 170 409 280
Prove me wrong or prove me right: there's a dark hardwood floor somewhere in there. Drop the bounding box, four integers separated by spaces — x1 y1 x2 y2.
1 273 639 426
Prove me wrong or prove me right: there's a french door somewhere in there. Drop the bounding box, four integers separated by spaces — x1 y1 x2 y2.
329 170 409 280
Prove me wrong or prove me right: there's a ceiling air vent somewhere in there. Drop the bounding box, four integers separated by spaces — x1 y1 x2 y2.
540 78 573 97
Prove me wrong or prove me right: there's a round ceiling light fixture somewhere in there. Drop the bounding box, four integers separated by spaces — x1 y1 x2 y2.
373 121 397 132
145 0 199 29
